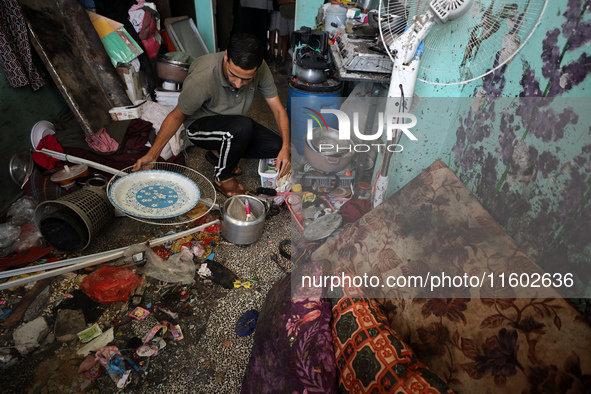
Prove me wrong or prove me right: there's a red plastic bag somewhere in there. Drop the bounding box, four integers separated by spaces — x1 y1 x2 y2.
80 267 142 303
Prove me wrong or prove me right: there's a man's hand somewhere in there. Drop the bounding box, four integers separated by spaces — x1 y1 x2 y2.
131 107 186 172
276 147 291 178
265 96 291 178
132 154 154 172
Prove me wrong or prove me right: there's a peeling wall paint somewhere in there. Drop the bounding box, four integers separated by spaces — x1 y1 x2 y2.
384 0 591 294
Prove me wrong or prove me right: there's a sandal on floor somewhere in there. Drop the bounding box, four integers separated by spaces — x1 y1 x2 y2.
214 177 249 197
205 150 242 176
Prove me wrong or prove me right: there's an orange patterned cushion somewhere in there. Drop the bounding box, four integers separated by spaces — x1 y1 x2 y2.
331 268 453 393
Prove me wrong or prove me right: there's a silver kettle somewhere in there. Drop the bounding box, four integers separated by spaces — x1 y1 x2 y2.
355 0 379 13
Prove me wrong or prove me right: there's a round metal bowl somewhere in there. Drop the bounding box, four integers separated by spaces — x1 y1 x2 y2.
156 54 193 84
156 53 192 68
307 127 354 157
295 66 328 84
156 60 190 84
9 150 34 189
304 127 355 173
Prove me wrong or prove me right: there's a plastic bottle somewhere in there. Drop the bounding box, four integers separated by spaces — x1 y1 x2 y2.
292 183 303 196
325 3 348 33
288 184 304 221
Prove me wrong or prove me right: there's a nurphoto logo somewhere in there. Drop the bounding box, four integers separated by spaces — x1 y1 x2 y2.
305 108 418 154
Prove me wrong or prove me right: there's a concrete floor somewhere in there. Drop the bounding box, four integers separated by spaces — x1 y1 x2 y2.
0 60 301 393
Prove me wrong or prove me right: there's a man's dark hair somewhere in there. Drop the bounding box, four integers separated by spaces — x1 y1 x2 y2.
227 33 265 70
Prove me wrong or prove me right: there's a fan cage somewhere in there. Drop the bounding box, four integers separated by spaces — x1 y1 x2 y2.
34 186 113 251
107 162 217 226
379 0 547 85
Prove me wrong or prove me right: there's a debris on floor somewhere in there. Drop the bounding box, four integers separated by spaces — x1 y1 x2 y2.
0 211 288 392
0 60 302 392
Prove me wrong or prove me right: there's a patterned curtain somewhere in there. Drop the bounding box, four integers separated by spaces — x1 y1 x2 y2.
0 0 44 90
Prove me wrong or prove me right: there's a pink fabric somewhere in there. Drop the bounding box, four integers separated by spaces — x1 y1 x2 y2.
78 345 120 373
85 128 119 153
95 346 121 366
78 354 98 373
129 0 146 12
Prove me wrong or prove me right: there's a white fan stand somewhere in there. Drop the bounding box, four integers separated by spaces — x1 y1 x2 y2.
372 0 547 207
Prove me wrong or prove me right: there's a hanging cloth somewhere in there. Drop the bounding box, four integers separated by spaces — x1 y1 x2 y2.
0 0 44 91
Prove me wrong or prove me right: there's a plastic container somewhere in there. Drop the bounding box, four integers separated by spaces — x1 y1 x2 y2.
325 4 347 32
294 170 355 188
287 82 342 155
286 194 303 222
258 159 278 189
355 182 371 200
109 106 142 121
288 184 304 220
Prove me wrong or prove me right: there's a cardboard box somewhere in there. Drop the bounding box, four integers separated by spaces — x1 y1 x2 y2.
109 106 142 121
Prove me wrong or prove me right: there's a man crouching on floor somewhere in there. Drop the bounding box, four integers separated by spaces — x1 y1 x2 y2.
133 32 291 196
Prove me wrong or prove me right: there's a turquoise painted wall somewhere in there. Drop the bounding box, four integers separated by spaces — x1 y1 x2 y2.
0 68 66 212
194 0 216 52
295 0 324 29
377 0 591 293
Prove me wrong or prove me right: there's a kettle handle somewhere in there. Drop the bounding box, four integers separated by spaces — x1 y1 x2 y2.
267 204 280 217
254 195 280 217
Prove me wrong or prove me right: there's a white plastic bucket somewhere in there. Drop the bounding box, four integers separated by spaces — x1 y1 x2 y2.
325 4 347 33
258 159 278 189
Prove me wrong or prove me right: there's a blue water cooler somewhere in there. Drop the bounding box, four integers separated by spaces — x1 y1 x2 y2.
287 78 343 155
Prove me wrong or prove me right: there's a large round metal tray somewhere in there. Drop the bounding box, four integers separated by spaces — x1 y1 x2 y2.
107 162 216 225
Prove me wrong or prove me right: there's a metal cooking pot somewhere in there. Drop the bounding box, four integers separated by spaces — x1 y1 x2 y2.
295 65 328 84
221 195 270 245
304 127 355 173
156 54 191 84
295 52 330 84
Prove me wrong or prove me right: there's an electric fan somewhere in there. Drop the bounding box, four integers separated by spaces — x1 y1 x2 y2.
372 0 547 207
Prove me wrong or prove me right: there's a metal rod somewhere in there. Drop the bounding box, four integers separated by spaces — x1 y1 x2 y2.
37 149 125 176
0 220 220 290
0 250 123 279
